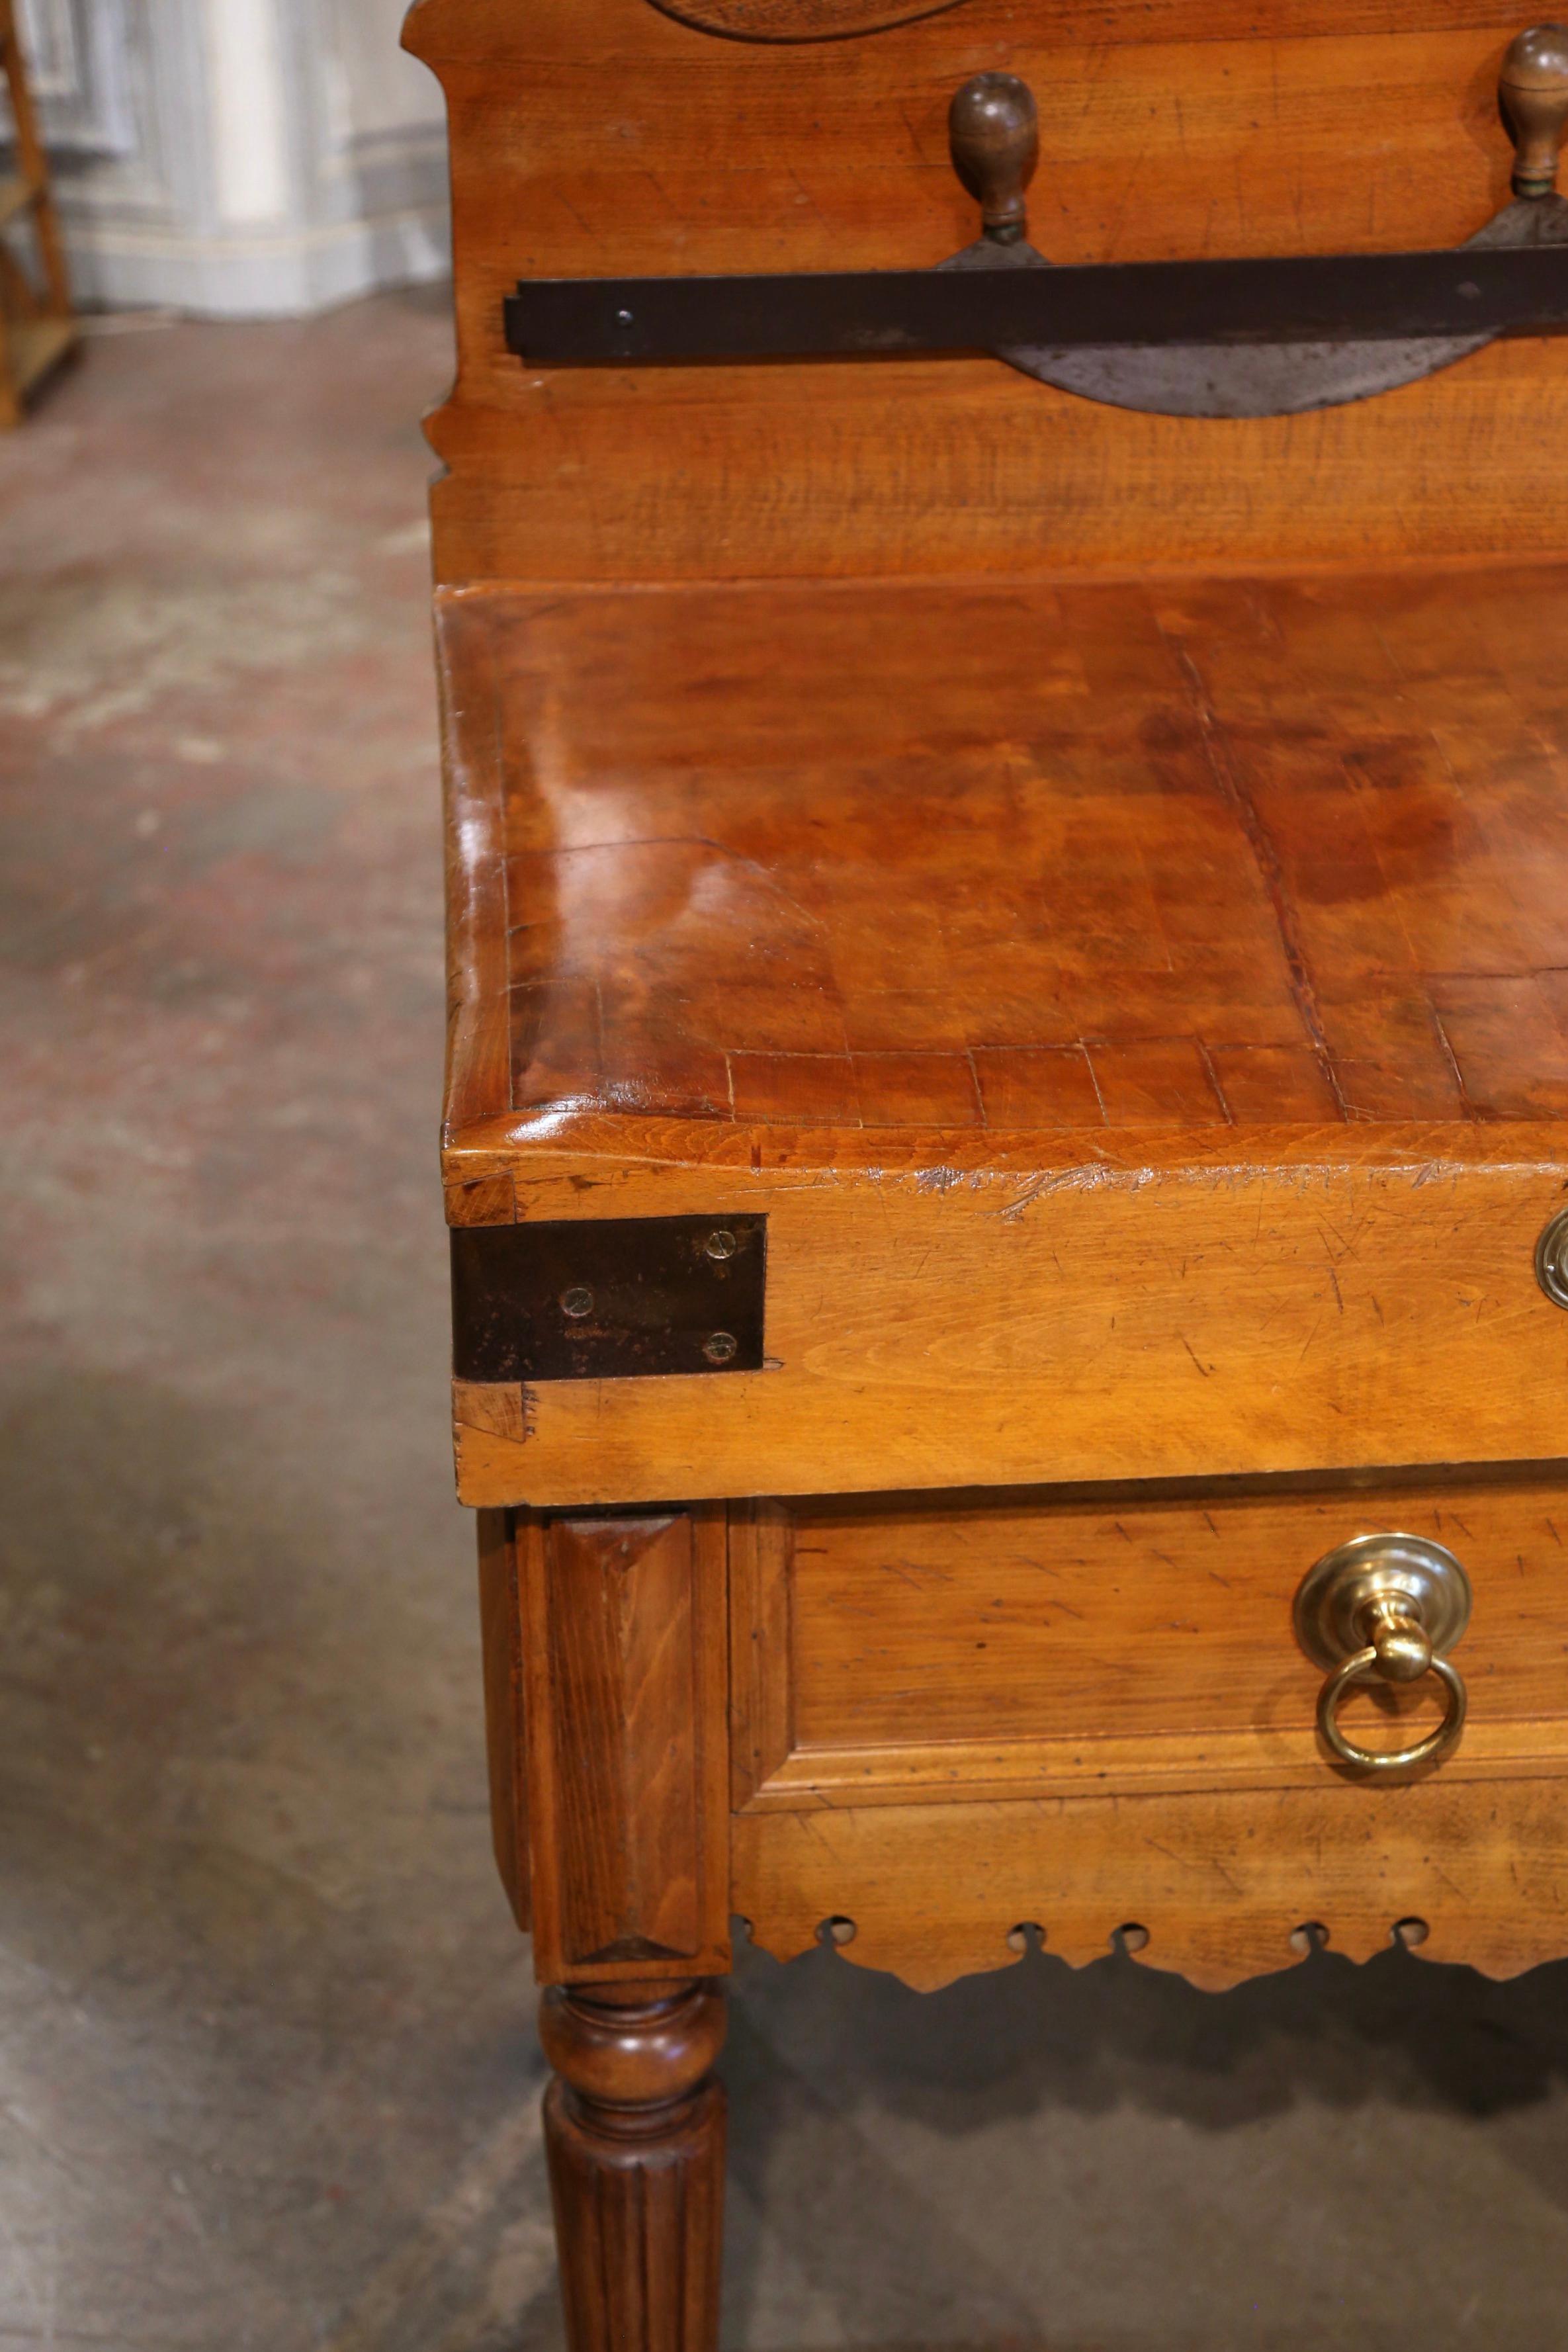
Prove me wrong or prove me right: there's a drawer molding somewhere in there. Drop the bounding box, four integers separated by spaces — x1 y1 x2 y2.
730 1481 1568 1810
744 1716 1568 1808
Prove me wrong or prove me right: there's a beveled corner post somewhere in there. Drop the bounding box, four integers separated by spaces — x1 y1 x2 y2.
478 1506 731 2352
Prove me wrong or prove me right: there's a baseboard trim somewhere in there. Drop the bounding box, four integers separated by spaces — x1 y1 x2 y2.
62 202 451 318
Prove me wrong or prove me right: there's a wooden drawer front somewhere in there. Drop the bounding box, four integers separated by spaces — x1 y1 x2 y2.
730 1473 1568 1808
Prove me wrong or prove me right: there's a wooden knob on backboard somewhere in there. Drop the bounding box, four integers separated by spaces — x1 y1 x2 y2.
949 72 1039 243
1501 24 1568 196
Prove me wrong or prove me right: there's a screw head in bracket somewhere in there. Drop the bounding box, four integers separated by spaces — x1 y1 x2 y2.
560 1285 594 1320
704 1228 738 1261
1536 1205 1568 1306
703 1330 738 1364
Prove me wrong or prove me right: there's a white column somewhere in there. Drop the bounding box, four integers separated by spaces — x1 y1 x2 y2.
205 0 290 226
25 0 450 315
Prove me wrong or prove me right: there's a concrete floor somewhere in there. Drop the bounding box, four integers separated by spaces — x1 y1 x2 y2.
3 294 1568 2352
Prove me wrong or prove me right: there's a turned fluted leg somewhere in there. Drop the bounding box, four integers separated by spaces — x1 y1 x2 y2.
539 1978 727 2352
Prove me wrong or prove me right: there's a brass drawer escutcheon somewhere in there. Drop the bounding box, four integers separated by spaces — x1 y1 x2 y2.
1293 1534 1472 1775
1536 1203 1568 1306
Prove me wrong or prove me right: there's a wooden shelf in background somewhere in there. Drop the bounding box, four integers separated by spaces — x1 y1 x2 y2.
0 173 34 233
5 312 73 400
0 0 76 427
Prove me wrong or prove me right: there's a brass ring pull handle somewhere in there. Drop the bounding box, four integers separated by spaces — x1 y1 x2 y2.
1317 1641 1467 1773
1293 1535 1473 1776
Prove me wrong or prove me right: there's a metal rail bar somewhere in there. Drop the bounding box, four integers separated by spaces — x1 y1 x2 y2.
505 244 1568 366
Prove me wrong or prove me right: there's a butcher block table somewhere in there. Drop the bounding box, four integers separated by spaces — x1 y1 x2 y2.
404 0 1568 2336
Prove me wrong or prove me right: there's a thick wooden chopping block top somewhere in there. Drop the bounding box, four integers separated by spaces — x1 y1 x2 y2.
439 567 1568 1506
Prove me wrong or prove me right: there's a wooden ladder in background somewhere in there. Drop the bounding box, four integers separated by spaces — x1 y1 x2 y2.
0 0 75 426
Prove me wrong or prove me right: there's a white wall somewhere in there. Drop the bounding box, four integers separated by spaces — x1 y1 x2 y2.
322 0 443 140
6 0 449 316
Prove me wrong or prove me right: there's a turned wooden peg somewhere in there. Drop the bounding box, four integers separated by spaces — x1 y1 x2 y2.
540 1980 727 2352
949 71 1039 244
1501 24 1568 196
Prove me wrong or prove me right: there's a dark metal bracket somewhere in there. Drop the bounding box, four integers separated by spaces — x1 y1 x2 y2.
509 240 1568 365
505 29 1568 419
451 1214 767 1383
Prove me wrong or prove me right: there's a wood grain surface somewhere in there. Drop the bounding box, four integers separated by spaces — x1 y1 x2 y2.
438 568 1568 1506
731 1776 1568 1989
477 1506 529 1926
517 1511 732 1981
421 0 1568 2031
441 568 1568 1139
638 0 1526 42
731 1473 1568 1806
450 1143 1568 1506
405 0 1568 580
539 1980 726 2352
